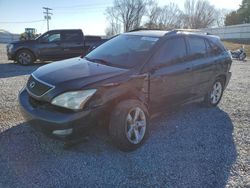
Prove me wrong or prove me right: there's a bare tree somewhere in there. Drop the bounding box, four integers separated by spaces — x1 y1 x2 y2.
214 9 230 27
145 2 182 29
158 3 182 29
105 7 121 36
182 0 217 29
145 1 161 29
105 0 149 32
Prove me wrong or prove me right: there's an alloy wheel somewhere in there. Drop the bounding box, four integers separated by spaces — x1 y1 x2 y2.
210 81 223 105
18 52 31 65
125 107 146 144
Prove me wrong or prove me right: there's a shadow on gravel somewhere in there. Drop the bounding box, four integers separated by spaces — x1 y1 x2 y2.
0 62 47 78
0 104 236 187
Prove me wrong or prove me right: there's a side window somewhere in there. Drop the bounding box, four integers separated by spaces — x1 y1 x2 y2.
153 37 187 66
41 32 61 43
206 39 223 56
188 37 206 59
62 32 81 42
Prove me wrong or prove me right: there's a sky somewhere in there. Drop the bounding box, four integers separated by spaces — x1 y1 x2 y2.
0 0 242 35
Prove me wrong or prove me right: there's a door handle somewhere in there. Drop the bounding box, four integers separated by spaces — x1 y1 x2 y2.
185 67 192 71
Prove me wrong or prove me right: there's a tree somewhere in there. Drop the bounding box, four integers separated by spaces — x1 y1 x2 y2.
144 2 182 30
158 3 183 29
225 0 250 26
238 0 250 23
105 7 121 36
105 0 149 33
214 9 230 27
225 11 241 26
182 0 217 29
145 1 161 29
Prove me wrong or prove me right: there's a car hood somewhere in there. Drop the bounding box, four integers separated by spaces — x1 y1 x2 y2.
33 57 129 89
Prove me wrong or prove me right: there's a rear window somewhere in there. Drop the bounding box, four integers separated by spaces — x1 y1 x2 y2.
206 39 225 55
62 31 82 42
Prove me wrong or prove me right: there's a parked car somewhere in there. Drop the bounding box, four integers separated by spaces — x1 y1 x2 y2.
7 29 107 65
19 30 232 151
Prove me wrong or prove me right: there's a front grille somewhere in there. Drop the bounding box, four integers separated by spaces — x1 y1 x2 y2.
26 75 54 97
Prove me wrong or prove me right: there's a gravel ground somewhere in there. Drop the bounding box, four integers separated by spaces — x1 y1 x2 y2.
0 43 249 187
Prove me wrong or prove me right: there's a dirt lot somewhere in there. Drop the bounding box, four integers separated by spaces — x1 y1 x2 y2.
0 43 249 187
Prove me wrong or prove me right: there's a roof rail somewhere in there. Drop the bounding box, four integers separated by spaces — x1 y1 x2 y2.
128 28 149 32
166 29 213 36
128 28 164 32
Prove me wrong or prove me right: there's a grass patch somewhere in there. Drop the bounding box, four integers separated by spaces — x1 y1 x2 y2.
223 41 250 57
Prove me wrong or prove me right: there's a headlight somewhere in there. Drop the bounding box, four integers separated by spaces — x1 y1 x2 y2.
51 89 96 110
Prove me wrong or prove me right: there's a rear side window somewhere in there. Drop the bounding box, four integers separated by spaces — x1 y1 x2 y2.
206 39 224 56
188 37 207 59
62 31 82 42
153 37 187 66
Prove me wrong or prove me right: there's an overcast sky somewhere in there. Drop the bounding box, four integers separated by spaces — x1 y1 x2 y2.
0 0 242 35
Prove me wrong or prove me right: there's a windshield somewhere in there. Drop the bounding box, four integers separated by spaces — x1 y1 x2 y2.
86 34 159 69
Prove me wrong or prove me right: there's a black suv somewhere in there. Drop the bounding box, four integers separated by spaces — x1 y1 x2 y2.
19 30 232 151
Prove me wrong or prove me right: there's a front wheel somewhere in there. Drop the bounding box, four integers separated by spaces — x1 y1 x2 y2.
109 99 149 152
16 50 35 65
203 79 224 107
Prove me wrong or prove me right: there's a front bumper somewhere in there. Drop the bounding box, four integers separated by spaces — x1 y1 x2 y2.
18 89 105 140
6 46 15 60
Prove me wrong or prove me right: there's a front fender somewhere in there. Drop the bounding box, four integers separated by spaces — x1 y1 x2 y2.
87 73 150 109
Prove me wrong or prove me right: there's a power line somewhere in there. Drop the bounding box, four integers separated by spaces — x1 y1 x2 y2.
0 20 45 24
54 7 108 14
53 3 112 9
43 7 53 31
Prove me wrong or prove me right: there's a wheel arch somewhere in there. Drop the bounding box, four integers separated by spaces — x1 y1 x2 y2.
14 48 37 61
215 74 227 87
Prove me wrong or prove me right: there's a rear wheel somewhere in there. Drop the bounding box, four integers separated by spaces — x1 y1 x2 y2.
109 99 149 152
239 53 246 61
16 50 35 65
203 79 224 107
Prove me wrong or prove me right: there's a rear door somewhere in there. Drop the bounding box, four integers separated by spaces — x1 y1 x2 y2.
61 30 84 59
186 36 217 97
148 36 194 112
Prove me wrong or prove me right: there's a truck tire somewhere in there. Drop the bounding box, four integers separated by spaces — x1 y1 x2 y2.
16 50 35 65
203 79 224 107
109 99 149 152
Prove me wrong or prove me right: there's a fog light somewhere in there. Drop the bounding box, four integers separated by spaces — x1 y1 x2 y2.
52 128 73 136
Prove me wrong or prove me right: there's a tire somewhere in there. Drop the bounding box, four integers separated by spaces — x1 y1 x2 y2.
16 50 35 65
203 79 224 107
239 53 246 61
109 99 149 152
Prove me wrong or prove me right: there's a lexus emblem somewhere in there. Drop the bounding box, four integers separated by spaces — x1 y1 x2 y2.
29 81 36 89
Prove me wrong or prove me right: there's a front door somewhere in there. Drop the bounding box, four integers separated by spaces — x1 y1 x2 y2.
148 36 194 112
38 31 63 61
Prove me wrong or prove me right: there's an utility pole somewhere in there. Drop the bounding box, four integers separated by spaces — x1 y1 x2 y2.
43 7 53 31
